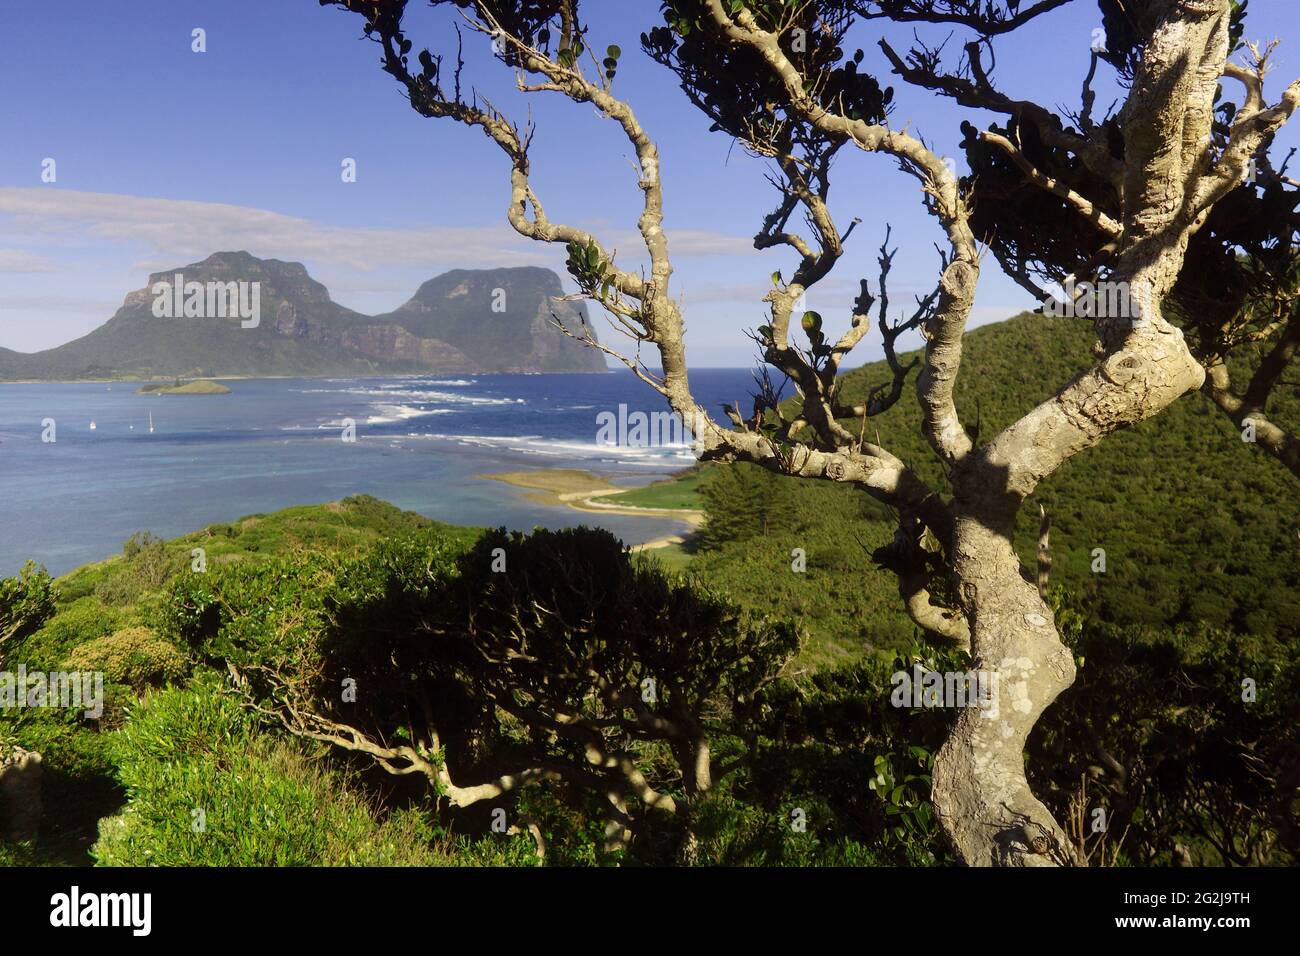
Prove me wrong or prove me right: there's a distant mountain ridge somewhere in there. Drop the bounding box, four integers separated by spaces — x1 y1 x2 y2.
0 253 605 380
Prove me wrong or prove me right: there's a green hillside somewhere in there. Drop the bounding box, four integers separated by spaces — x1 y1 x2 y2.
845 312 1299 638
653 313 1300 660
0 497 483 866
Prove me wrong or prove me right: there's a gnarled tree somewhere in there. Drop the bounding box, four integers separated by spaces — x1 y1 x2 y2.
320 0 1299 865
214 528 794 859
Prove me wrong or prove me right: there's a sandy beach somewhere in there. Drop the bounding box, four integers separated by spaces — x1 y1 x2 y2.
478 469 703 550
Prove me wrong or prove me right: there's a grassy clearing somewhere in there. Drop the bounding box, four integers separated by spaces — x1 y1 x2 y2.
614 467 707 510
637 541 695 574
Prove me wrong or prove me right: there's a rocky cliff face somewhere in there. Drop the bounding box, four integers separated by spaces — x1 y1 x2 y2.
0 253 606 380
339 324 477 371
378 266 605 372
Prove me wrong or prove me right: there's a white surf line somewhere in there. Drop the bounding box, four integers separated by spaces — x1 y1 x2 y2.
569 488 704 526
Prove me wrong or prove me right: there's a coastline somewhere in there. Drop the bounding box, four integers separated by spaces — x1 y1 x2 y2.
0 368 618 387
2 372 754 575
479 469 703 548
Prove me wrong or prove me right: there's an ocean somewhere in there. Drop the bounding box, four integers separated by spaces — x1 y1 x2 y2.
0 369 765 577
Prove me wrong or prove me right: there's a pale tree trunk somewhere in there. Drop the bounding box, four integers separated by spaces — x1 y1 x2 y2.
933 514 1079 866
931 2 1233 865
674 733 711 865
603 790 633 857
934 325 1208 864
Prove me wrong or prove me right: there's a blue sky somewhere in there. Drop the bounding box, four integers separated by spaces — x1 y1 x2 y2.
0 0 1296 366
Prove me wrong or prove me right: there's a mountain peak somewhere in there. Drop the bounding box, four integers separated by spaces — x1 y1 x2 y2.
406 266 564 307
380 266 602 372
145 252 329 306
0 259 605 380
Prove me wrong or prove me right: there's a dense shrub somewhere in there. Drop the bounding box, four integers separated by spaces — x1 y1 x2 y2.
0 562 57 655
62 627 187 690
7 598 123 672
1030 604 1300 866
176 526 801 863
10 475 1293 868
689 463 918 663
92 674 507 866
737 644 962 866
0 840 41 866
686 788 891 866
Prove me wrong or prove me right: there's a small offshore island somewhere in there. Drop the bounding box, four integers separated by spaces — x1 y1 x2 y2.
136 379 232 395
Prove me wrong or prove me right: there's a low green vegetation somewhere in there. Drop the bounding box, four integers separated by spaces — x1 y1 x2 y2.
614 467 707 510
92 675 503 867
1 314 1296 867
137 379 231 395
641 541 694 573
57 495 453 606
2 493 1292 866
0 497 480 866
63 627 186 690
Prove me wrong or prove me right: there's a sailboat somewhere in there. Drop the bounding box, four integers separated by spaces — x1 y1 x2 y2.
89 420 97 431
149 412 155 434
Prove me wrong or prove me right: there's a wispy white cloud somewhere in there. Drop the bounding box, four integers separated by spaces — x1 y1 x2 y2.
0 248 56 272
0 294 117 313
0 187 754 275
0 187 760 352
